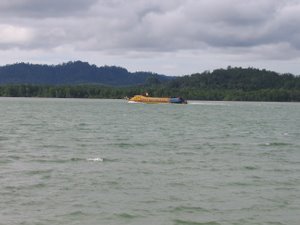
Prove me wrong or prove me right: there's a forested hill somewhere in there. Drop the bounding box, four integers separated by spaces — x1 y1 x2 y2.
166 67 300 90
0 61 171 86
0 66 300 101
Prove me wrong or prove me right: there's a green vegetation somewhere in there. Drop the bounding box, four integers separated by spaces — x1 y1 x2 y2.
0 66 299 101
0 61 170 86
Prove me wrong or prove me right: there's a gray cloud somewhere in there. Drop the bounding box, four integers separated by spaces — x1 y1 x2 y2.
0 0 300 74
0 0 98 17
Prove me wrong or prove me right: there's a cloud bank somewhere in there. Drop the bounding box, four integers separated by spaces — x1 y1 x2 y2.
0 0 299 75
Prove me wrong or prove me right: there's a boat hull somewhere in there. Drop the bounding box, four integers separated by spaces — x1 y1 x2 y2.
128 95 187 104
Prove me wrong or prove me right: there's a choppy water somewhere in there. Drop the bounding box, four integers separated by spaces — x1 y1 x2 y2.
0 98 300 225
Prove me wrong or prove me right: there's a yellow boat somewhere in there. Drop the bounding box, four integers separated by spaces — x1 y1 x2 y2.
128 95 187 104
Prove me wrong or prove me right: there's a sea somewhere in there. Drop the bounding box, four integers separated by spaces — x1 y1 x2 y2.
0 97 299 225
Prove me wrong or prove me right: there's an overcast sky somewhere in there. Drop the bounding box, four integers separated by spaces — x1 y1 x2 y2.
0 0 299 75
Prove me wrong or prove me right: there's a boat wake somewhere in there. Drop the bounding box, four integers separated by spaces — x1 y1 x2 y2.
188 101 229 106
86 157 104 162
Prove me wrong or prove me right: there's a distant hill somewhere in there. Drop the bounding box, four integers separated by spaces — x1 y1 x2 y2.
166 67 300 90
0 61 172 86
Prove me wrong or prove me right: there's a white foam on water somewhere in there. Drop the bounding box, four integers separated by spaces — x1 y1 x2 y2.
86 157 103 162
188 101 229 106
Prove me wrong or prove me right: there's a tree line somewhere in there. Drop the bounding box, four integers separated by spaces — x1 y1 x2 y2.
0 84 299 102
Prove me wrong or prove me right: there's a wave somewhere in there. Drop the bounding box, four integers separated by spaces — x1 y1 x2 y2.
86 157 103 162
170 206 210 213
174 219 220 225
263 142 292 146
0 159 13 164
26 169 54 175
243 165 259 170
28 157 104 163
115 213 140 219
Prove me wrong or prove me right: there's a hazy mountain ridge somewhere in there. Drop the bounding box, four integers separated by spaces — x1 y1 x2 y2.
0 61 172 86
